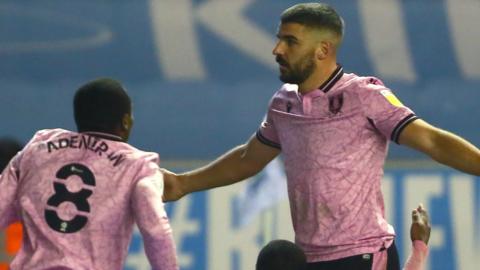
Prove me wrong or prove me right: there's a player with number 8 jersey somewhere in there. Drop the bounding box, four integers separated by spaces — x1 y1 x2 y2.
0 79 178 270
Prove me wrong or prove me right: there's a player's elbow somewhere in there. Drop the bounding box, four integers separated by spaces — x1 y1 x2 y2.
237 146 271 178
140 217 173 240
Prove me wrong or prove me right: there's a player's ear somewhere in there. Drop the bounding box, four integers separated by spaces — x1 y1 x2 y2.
121 113 133 131
315 41 330 60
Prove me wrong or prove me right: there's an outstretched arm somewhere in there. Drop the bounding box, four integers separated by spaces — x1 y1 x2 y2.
163 135 280 201
398 119 480 176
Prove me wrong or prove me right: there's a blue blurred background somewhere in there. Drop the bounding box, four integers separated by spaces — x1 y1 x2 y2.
1 1 479 269
2 0 479 160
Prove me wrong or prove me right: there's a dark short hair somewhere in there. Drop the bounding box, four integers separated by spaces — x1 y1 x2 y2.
256 240 307 270
281 3 344 38
0 138 23 171
74 78 131 133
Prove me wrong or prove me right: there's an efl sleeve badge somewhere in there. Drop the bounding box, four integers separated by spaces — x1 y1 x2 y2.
380 90 404 107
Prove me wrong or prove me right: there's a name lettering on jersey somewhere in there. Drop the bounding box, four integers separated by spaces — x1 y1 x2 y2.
107 152 126 167
380 90 404 107
46 135 126 166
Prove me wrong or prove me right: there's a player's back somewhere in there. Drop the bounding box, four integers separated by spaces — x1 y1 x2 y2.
10 128 160 270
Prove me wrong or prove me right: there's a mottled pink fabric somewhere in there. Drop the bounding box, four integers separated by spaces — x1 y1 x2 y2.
258 71 417 262
0 129 178 270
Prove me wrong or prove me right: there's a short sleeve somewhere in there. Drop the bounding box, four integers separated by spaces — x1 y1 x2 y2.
360 79 418 144
256 97 281 149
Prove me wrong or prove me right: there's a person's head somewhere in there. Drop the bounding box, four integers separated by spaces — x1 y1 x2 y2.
0 138 23 171
256 240 306 270
74 78 133 141
273 3 344 85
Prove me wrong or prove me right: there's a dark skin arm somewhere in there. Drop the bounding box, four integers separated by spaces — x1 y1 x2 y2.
398 119 480 176
162 135 280 201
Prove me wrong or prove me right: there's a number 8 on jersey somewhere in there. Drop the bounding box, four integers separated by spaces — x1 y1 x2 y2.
44 163 96 233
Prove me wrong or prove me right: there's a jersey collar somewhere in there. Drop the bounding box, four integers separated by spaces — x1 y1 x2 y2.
81 131 124 142
318 65 344 93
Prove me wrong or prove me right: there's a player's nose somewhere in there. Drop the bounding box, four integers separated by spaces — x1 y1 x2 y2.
272 41 284 56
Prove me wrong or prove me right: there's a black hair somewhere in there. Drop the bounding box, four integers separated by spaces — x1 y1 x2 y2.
74 78 131 133
0 138 23 171
281 3 344 38
256 240 307 270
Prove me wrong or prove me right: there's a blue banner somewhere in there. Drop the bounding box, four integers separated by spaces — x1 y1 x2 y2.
124 166 480 270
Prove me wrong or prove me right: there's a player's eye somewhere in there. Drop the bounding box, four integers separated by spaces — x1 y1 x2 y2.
286 38 298 46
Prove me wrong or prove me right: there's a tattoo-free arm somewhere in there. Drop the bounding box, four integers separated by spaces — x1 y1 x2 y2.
398 119 480 176
179 135 281 195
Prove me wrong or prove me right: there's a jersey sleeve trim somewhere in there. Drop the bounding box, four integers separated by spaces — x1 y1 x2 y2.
391 113 419 144
256 131 281 149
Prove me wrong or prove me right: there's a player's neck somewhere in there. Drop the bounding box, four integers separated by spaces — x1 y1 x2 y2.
297 62 338 94
79 128 127 142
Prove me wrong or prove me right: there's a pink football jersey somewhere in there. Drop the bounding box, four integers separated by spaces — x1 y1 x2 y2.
0 129 178 270
257 66 418 262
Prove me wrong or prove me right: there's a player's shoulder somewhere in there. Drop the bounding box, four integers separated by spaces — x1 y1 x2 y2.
277 84 297 94
118 144 160 166
340 72 384 88
16 129 76 163
270 83 298 100
33 128 71 139
278 83 298 92
120 145 161 180
27 128 74 146
337 72 391 97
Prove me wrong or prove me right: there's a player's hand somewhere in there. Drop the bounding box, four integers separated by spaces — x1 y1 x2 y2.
160 168 185 202
410 204 431 245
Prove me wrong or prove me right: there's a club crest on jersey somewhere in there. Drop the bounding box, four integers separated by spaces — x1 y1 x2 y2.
286 101 292 113
328 93 344 115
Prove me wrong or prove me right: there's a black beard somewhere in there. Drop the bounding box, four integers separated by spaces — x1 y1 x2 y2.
279 58 315 85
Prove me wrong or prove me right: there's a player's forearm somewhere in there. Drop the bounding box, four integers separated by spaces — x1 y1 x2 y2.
179 144 264 194
428 129 480 176
143 221 179 270
403 240 428 270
